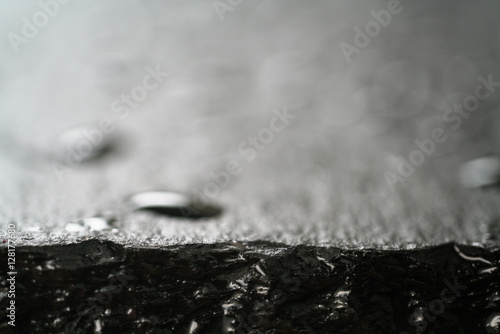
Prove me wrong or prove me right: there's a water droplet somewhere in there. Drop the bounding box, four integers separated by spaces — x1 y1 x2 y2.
65 221 86 232
255 285 270 295
222 317 236 333
459 156 500 188
235 279 247 289
326 311 339 321
254 262 267 277
227 282 239 290
222 301 242 314
94 319 103 333
188 320 198 333
55 124 117 164
65 216 115 233
104 309 111 316
125 191 222 219
45 260 56 270
83 217 112 231
408 299 419 307
330 287 351 311
334 288 350 298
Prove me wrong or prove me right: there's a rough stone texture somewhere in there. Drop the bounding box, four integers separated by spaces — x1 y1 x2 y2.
1 1 500 333
1 0 500 247
1 240 499 333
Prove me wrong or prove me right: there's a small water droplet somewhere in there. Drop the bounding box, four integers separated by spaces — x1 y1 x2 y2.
65 221 86 232
222 301 242 314
94 319 103 333
326 311 339 321
104 309 112 316
235 279 247 289
188 320 198 334
227 282 239 290
83 217 112 231
45 260 56 270
221 300 239 333
125 191 222 219
334 288 350 298
408 299 419 307
254 262 267 277
222 317 236 333
255 285 270 295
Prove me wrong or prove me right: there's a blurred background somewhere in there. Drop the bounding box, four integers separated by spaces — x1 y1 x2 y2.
1 0 499 246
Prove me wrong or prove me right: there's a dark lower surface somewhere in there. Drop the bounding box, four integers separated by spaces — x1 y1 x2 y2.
1 240 499 333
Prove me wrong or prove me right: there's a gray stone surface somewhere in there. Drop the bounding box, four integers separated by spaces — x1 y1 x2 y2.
1 1 500 248
1 2 500 333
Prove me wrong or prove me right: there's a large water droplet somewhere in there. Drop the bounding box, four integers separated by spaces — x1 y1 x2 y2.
125 191 222 219
459 156 500 188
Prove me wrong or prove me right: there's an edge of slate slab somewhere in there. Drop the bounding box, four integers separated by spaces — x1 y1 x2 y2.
1 240 499 333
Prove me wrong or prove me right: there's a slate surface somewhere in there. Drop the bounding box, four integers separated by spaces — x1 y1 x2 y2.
1 1 500 333
1 0 500 247
1 240 499 333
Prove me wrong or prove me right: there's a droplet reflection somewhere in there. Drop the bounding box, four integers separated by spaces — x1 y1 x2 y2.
125 191 222 219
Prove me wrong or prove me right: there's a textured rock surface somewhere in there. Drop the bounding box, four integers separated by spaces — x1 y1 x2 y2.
1 0 500 247
1 240 499 333
1 1 500 333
